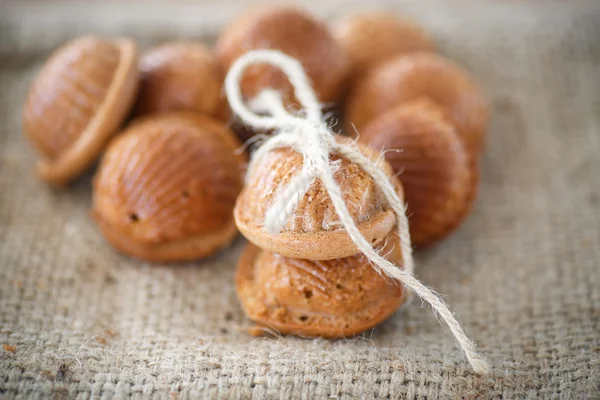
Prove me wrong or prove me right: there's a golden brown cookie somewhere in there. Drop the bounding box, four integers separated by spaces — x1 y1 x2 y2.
92 112 246 262
215 6 349 110
334 12 434 79
236 232 406 338
23 36 139 186
345 53 489 155
135 42 225 119
359 99 477 247
234 137 402 260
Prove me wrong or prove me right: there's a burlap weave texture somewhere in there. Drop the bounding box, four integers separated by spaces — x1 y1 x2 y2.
0 1 599 398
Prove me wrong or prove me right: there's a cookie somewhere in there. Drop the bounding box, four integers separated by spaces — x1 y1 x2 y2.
215 6 349 110
92 112 246 262
236 231 406 338
234 137 402 260
135 42 224 119
23 36 139 186
334 12 434 79
345 53 489 155
359 99 477 247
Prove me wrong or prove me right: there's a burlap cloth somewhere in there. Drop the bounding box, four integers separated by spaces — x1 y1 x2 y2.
1 1 599 398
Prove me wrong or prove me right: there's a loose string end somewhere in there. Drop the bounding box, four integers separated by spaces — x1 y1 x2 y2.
471 357 491 376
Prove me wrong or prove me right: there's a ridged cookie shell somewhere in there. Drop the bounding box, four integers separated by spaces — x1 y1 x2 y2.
345 53 489 156
359 99 478 247
23 36 139 186
236 231 406 338
92 112 246 262
234 137 403 260
215 6 349 108
334 12 434 78
135 42 224 118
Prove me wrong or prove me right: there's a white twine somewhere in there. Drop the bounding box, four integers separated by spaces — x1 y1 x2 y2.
225 50 490 375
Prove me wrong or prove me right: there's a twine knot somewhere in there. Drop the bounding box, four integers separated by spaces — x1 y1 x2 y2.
225 49 490 375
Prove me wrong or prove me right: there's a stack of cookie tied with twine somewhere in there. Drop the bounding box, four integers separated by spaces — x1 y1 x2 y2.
227 49 488 375
217 7 489 374
20 6 489 374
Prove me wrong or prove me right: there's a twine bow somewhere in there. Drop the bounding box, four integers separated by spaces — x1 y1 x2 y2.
225 50 489 375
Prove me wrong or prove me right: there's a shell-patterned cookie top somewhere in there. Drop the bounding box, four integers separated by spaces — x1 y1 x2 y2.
136 42 224 119
234 136 403 260
23 36 139 185
334 12 435 78
345 53 489 156
93 113 245 249
236 231 405 338
215 6 349 108
359 99 477 247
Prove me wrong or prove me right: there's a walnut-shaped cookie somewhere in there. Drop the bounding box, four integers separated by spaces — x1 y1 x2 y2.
359 99 477 247
23 36 139 186
135 42 225 120
215 6 349 110
334 12 435 79
236 231 406 338
234 137 402 260
92 112 246 262
345 53 488 155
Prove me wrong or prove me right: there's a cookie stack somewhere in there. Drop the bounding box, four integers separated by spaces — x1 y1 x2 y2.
233 137 407 338
225 46 489 373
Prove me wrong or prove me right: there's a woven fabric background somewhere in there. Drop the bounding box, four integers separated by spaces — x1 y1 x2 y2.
1 1 599 398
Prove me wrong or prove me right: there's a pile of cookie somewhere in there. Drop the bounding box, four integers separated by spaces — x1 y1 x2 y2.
22 6 488 338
